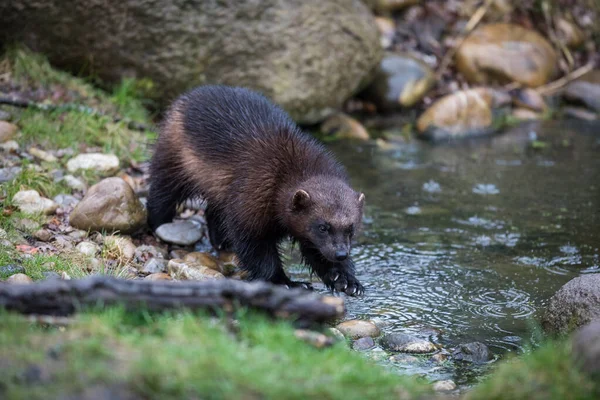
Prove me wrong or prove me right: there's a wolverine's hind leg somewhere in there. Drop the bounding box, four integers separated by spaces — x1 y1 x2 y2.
205 206 232 252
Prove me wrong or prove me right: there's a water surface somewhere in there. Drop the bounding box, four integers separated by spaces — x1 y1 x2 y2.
292 119 600 385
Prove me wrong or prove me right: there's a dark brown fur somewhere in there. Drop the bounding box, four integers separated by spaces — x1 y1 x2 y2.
147 85 365 295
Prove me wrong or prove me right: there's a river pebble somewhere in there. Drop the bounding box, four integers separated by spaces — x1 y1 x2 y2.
0 264 25 275
183 252 221 272
66 153 120 175
33 229 53 242
168 259 225 281
13 190 59 215
29 147 57 162
134 245 168 264
6 273 33 284
0 121 17 142
142 258 169 274
156 221 203 246
0 140 19 152
60 175 87 191
144 272 172 281
433 380 457 392
0 166 22 183
76 241 100 257
336 320 381 339
380 333 436 353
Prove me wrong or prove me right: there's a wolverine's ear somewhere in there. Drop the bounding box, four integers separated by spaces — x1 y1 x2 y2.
358 192 365 207
292 190 311 211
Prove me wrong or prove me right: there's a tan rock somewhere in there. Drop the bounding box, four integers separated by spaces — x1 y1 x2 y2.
69 177 147 234
320 113 370 141
335 320 381 339
104 236 136 263
456 23 557 87
29 147 58 162
416 87 511 140
512 108 541 121
512 88 547 112
556 17 585 48
0 121 17 143
183 252 221 272
144 272 172 281
167 259 225 281
6 273 33 284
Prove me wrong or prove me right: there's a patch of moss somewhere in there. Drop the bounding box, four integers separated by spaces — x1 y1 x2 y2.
466 340 599 400
0 308 431 400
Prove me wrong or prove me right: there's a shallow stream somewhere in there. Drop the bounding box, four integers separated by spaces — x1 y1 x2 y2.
291 119 600 386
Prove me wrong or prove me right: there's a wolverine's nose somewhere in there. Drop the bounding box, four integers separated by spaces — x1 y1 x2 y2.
335 250 348 261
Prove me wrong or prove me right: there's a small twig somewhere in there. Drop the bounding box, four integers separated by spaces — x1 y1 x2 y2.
435 0 493 80
535 62 595 95
0 96 154 132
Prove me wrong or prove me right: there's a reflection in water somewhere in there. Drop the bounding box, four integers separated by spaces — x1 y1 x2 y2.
292 119 600 384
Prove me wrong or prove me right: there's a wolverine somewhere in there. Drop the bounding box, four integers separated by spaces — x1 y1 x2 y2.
147 85 365 296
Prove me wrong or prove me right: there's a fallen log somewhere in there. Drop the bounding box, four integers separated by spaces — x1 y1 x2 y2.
0 276 345 325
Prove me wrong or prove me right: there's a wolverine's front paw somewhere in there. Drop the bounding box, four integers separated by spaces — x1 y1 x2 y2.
324 269 364 296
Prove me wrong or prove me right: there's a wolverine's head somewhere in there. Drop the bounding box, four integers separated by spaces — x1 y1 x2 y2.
284 176 365 263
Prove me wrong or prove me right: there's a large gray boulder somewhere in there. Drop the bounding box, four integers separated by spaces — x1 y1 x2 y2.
0 0 382 124
542 274 600 335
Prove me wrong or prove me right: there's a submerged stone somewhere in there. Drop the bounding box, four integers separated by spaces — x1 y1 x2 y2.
380 333 436 354
452 342 492 363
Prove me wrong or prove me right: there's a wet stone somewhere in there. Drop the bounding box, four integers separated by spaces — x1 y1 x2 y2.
336 320 381 339
169 249 189 260
156 221 203 246
389 354 419 363
452 342 492 363
380 333 436 354
328 328 346 342
353 337 376 350
0 264 25 276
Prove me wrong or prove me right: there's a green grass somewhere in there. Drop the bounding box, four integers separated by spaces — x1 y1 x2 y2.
1 45 156 162
1 164 71 206
466 340 599 400
0 308 431 400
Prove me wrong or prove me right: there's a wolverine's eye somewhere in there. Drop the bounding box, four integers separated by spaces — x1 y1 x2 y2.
348 224 355 237
318 224 328 233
